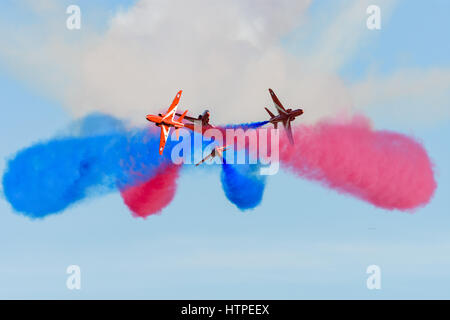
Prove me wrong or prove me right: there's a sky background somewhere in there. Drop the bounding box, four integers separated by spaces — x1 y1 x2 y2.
0 0 449 299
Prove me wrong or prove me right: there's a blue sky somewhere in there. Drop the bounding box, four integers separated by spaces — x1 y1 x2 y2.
0 0 449 299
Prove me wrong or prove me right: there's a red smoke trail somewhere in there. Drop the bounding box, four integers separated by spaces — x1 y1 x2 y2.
120 163 180 218
279 115 436 211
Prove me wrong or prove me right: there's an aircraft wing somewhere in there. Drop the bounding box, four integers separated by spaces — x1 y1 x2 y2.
283 120 295 145
158 124 171 155
175 112 198 122
162 90 182 121
269 88 288 115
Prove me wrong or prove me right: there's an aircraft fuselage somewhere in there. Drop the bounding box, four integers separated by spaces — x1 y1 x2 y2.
146 114 184 129
269 108 303 124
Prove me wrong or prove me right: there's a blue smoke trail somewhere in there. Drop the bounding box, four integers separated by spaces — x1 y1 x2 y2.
2 115 171 218
68 112 127 137
220 161 267 210
223 121 269 130
2 114 269 218
3 135 123 217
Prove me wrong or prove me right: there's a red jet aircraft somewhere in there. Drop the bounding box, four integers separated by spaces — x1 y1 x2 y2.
176 109 215 134
146 90 188 155
195 145 230 166
265 88 304 144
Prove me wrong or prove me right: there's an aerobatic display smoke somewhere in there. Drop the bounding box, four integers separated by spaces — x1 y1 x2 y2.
220 161 267 210
1 113 436 219
279 116 436 210
120 163 181 218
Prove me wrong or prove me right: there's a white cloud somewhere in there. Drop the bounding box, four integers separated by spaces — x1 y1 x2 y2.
1 0 352 126
72 0 331 125
0 0 448 128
